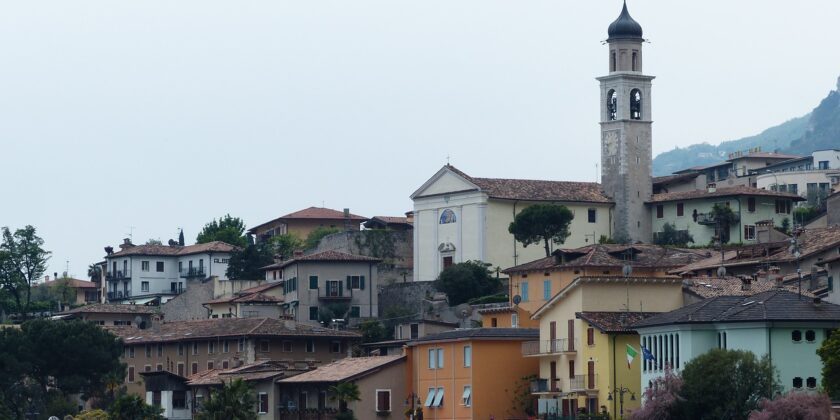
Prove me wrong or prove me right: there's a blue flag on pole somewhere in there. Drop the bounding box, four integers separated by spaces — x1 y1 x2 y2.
642 346 655 361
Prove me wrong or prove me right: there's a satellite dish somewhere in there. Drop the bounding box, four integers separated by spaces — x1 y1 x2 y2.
717 266 727 277
513 295 522 305
622 264 633 278
134 316 146 330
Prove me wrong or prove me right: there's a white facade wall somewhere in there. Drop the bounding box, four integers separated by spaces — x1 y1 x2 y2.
813 150 840 169
106 252 231 300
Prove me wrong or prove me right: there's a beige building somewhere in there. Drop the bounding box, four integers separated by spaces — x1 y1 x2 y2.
278 355 407 419
62 303 160 327
411 165 614 282
35 277 99 307
109 317 361 404
248 206 367 243
203 281 284 319
262 250 381 325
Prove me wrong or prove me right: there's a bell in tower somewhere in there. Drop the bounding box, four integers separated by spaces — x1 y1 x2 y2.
597 1 654 243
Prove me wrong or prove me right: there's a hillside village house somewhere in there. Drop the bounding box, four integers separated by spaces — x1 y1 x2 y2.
633 290 840 395
406 328 539 420
277 355 407 419
34 277 99 307
411 165 614 282
61 303 160 327
527 277 684 418
104 240 236 304
502 244 708 315
248 207 367 243
203 281 284 319
756 149 840 205
364 319 459 356
262 250 380 325
109 317 360 415
649 186 802 246
653 151 803 194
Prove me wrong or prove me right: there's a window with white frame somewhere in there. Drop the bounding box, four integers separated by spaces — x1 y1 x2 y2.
376 389 391 412
258 393 268 414
141 261 150 271
463 345 472 367
141 281 149 292
432 387 444 407
462 385 472 407
744 225 756 241
428 348 436 369
424 388 436 407
437 348 444 368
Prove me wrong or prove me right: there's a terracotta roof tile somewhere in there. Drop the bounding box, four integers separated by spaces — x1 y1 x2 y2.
204 282 284 305
504 244 710 273
279 355 405 383
112 318 360 344
264 250 381 270
439 165 612 203
409 328 539 343
248 207 368 233
65 303 160 315
652 172 700 186
682 276 815 299
649 186 804 203
577 312 659 333
39 278 98 289
107 241 238 258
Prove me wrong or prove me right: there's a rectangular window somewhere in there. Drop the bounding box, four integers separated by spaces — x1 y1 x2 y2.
306 339 315 353
260 340 270 352
677 203 684 217
258 393 268 414
192 342 198 355
141 281 149 292
145 344 151 358
543 280 551 301
127 366 135 382
588 208 597 223
152 391 161 407
207 361 214 370
157 344 162 357
437 348 444 368
462 386 472 407
521 281 529 302
144 364 151 372
463 345 472 367
442 256 453 270
283 341 293 352
309 275 318 289
141 261 150 271
428 348 436 369
192 363 198 375
789 184 798 195
433 387 444 407
748 197 756 212
222 360 229 369
424 388 437 407
127 346 135 358
238 338 244 352
587 327 595 346
350 306 361 318
223 340 229 353
178 344 184 356
744 225 756 241
410 324 419 339
309 306 319 321
177 363 184 377
331 341 342 353
208 341 215 354
376 389 391 412
656 205 664 219
156 261 164 272
156 364 162 372
172 391 186 409
819 161 830 170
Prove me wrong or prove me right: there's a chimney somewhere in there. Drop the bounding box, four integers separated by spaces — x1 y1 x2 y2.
740 276 752 291
405 211 414 224
119 238 135 250
707 183 717 193
293 250 304 259
44 275 50 282
769 266 783 288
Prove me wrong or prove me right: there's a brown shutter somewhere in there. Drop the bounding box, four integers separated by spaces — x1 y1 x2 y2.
569 360 575 378
568 319 575 351
550 361 557 391
587 328 595 346
587 361 595 389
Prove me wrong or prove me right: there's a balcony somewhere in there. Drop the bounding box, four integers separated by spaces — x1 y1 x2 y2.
695 212 740 226
568 374 598 392
530 378 563 394
317 286 352 300
521 339 577 357
107 291 131 301
180 267 206 278
106 270 131 281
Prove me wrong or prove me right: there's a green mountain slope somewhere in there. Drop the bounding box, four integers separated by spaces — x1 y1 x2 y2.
653 77 839 176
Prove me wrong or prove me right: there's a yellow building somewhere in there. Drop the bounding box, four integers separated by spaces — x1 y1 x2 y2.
406 328 539 420
527 277 684 418
504 244 708 315
248 206 367 243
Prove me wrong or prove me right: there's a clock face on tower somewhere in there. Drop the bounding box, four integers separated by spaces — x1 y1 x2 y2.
603 130 619 156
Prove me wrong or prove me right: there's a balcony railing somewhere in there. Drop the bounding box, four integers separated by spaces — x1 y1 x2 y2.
568 374 598 391
180 267 206 278
106 270 131 281
521 339 577 357
317 287 352 300
107 291 131 301
695 212 740 226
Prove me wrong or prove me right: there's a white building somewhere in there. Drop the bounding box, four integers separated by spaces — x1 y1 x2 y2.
410 165 614 282
104 239 236 304
756 149 840 206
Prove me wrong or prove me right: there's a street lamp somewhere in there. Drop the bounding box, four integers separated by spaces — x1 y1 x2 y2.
405 393 422 420
607 386 636 419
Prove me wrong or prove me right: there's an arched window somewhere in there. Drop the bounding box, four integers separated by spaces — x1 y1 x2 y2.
607 90 617 121
630 89 642 120
439 209 456 224
792 330 802 342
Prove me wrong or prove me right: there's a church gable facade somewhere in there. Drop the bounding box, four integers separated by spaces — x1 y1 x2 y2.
411 165 614 282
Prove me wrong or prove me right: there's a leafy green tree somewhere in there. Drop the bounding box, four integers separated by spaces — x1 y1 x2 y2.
358 320 387 343
329 382 361 415
679 349 777 420
74 409 109 420
780 217 791 235
226 242 274 280
196 215 248 248
21 319 125 398
144 239 162 246
268 233 303 260
42 389 79 419
508 204 574 256
817 331 840 399
793 206 820 225
318 302 350 326
108 394 164 420
435 261 502 305
0 225 51 319
87 264 101 282
194 379 257 420
654 223 695 247
710 204 738 244
304 226 341 250
0 325 32 418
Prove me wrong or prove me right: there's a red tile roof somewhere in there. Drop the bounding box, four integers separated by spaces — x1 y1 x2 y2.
503 244 710 273
279 355 405 383
107 241 238 258
576 312 659 333
187 360 309 386
112 318 360 344
204 282 284 305
65 303 160 315
649 186 804 203
248 207 367 233
438 165 613 203
39 278 98 289
264 250 381 270
682 276 815 299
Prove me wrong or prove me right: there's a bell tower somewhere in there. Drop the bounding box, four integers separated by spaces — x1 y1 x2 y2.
598 1 653 243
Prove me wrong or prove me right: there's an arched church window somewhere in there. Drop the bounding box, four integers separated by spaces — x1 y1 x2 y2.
607 90 617 121
632 52 638 71
439 209 456 224
630 89 642 120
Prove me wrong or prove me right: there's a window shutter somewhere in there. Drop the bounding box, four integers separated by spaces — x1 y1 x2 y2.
339 281 344 296
346 276 352 290
360 276 365 290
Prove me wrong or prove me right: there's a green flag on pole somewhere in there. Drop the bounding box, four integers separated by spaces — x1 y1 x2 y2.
626 344 638 369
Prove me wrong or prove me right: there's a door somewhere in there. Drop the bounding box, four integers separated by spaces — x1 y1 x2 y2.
568 319 575 351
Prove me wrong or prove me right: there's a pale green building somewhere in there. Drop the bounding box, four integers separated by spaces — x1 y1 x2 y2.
649 186 803 245
633 290 840 395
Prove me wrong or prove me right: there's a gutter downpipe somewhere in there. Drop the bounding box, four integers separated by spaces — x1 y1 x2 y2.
513 200 519 266
738 198 743 244
613 334 617 420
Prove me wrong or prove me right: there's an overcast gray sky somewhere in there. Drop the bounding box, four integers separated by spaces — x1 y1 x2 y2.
2 1 839 278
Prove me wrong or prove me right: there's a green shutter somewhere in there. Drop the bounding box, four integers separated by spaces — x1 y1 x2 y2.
360 276 365 290
346 276 352 290
339 281 344 297
309 306 318 320
309 276 318 289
